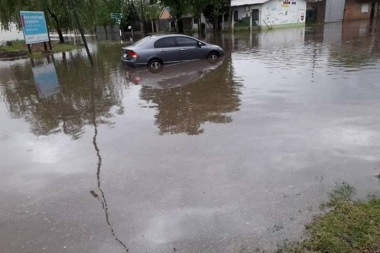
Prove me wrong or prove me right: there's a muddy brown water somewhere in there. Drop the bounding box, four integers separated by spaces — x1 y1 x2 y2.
1 22 380 253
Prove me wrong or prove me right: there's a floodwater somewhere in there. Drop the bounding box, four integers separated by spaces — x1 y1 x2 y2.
1 21 380 253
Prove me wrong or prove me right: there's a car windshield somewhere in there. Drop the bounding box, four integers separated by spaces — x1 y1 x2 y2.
131 36 152 47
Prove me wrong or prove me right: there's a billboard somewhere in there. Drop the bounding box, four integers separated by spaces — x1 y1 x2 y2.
20 11 49 44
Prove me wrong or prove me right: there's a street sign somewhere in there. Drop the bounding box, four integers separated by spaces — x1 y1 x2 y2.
111 13 123 22
20 11 49 44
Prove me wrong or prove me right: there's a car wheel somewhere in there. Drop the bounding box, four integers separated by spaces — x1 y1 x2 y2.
148 59 163 73
207 52 220 63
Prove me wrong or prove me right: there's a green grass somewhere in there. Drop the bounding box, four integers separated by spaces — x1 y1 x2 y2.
49 43 80 53
0 40 25 52
0 40 81 59
278 183 380 253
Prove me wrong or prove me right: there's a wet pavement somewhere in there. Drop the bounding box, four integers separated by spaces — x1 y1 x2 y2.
1 21 380 253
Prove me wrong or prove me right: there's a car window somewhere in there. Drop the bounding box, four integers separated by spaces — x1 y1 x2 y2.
154 38 176 48
175 37 198 47
131 36 152 47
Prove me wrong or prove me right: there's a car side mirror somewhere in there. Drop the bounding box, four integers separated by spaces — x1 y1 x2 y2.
197 41 202 48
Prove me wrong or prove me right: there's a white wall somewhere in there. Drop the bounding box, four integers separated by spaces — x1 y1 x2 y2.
261 0 306 27
0 23 24 43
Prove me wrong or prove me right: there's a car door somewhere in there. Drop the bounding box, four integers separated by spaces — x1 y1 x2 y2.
154 37 181 64
175 37 206 61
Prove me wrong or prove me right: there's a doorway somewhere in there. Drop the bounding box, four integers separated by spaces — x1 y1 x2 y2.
252 9 259 26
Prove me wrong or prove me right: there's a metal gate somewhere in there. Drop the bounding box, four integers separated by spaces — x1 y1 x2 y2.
325 0 346 22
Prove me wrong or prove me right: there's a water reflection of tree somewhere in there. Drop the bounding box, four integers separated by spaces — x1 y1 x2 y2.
140 54 241 135
0 44 124 139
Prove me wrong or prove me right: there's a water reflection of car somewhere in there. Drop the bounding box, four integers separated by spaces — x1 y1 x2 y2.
124 58 224 89
121 34 224 72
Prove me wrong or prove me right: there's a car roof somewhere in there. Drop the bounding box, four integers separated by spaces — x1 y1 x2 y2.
147 34 195 39
122 34 203 49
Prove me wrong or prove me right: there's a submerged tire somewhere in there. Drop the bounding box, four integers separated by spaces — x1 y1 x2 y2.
207 51 220 64
148 59 163 73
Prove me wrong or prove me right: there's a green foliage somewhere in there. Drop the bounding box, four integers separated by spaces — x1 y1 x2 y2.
0 0 97 43
302 199 380 253
278 183 380 253
323 182 356 208
0 39 81 60
160 0 189 19
95 0 125 26
0 40 25 52
234 17 250 27
50 43 81 53
0 0 96 30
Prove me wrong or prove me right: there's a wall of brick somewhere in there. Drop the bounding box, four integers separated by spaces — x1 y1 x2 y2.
344 1 375 21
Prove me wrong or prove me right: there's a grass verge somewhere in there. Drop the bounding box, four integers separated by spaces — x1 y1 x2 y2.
278 183 380 253
0 40 82 59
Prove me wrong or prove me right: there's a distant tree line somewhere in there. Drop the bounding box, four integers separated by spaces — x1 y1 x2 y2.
152 0 231 32
0 0 231 42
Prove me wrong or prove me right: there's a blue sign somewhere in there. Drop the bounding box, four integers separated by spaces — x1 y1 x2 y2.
20 11 49 44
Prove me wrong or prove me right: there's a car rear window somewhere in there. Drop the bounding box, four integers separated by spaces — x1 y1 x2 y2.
131 36 152 47
154 37 176 48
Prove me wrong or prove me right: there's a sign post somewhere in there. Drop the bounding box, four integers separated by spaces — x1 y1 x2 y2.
20 11 49 51
111 13 123 44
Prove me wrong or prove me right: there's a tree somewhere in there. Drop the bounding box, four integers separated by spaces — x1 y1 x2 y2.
188 0 207 32
0 0 97 43
159 0 190 33
154 0 229 33
203 0 230 31
94 0 125 40
145 1 161 33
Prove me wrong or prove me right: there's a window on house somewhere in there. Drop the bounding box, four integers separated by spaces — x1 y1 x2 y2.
234 11 239 21
362 3 369 13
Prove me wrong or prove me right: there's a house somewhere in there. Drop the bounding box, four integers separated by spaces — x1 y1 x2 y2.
231 0 307 30
158 7 195 32
307 0 380 23
158 7 173 32
343 0 380 22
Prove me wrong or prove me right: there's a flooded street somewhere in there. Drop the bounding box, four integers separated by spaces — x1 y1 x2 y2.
1 22 380 253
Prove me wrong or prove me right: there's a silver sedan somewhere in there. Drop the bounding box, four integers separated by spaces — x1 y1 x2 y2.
121 34 224 72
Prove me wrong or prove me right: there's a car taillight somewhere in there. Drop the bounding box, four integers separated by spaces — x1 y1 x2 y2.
128 50 139 59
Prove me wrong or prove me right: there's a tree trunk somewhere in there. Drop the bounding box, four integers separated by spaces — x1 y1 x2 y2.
47 6 65 43
103 24 108 40
57 28 65 43
155 19 159 33
177 14 184 33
